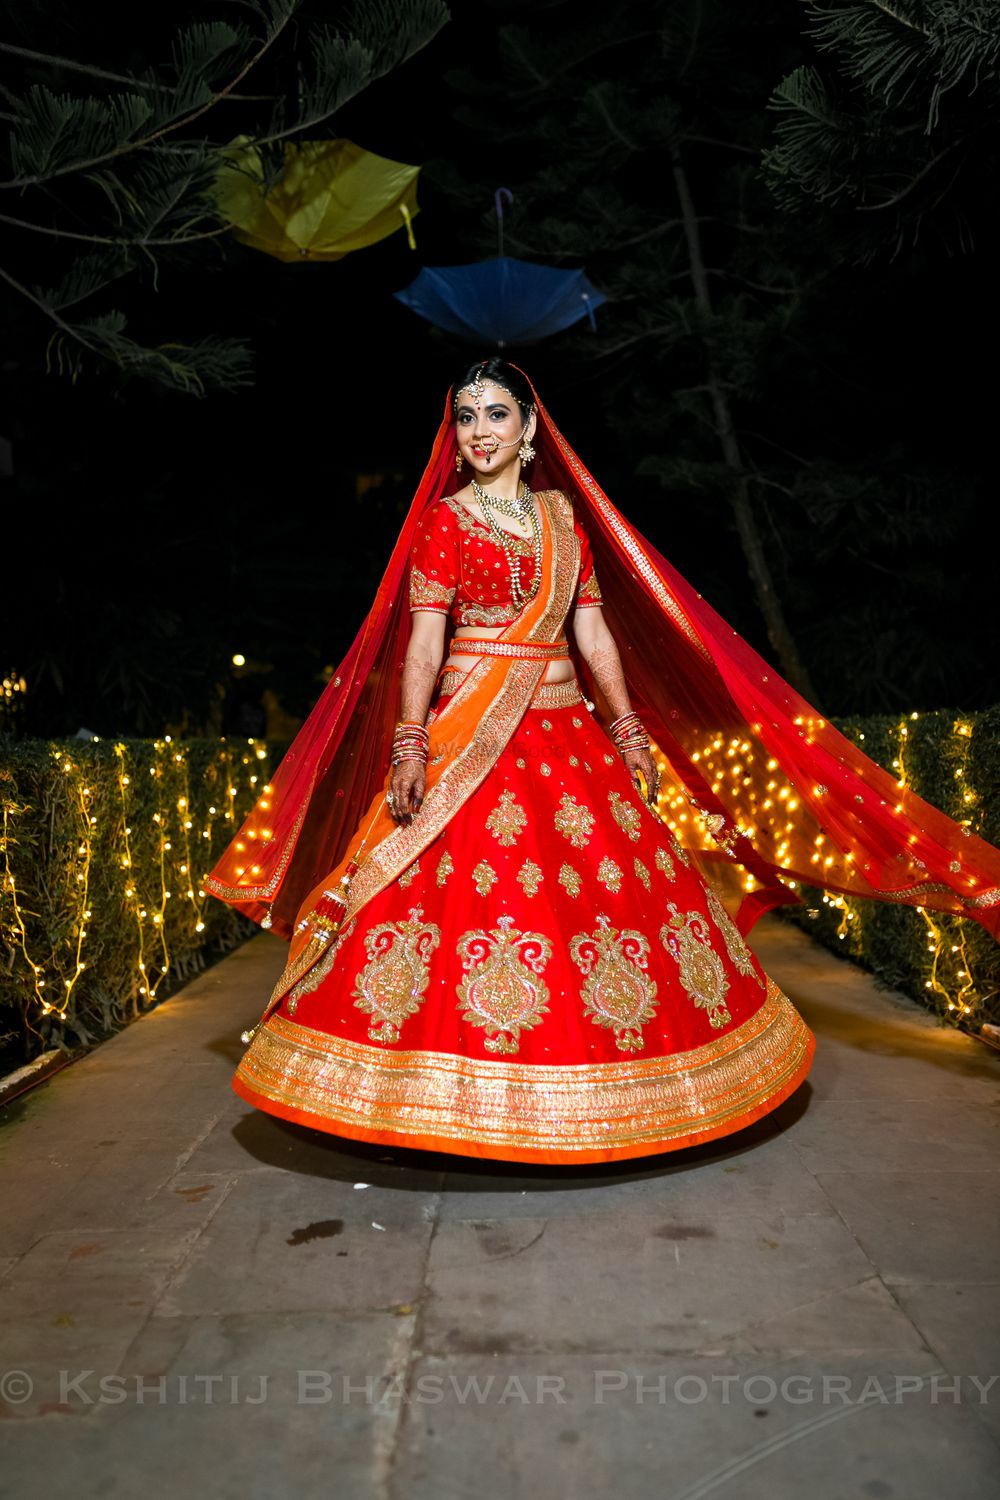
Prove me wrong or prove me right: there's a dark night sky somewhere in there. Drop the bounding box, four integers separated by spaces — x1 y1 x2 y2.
3 3 996 737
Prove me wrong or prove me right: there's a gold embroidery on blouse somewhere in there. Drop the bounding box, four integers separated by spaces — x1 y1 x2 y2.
456 914 552 1055
576 571 603 604
559 863 582 899
444 496 536 556
597 856 624 894
705 886 763 986
659 904 732 1030
569 755 579 767
541 719 552 731
516 859 544 898
570 914 659 1053
655 845 676 882
409 565 455 610
473 860 499 896
540 762 552 776
602 752 616 766
351 905 441 1045
516 757 527 769
435 850 454 887
398 857 420 889
458 601 519 626
572 716 584 728
485 787 528 847
634 857 651 890
555 791 595 848
608 790 642 843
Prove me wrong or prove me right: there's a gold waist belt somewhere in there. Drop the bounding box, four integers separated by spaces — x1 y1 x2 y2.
449 637 570 660
435 670 584 710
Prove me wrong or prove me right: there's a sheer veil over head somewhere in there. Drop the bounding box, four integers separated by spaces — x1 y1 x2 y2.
205 363 1000 943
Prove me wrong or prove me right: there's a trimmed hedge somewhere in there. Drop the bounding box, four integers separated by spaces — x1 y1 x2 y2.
2 707 996 1075
0 735 284 1073
777 706 999 1032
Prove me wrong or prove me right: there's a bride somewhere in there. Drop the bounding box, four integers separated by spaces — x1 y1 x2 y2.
205 358 1000 1165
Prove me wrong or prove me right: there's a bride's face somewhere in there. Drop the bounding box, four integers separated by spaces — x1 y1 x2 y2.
453 383 534 476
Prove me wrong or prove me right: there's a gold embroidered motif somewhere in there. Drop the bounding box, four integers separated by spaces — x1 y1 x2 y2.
576 571 603 604
603 753 615 766
559 863 582 898
634 857 651 890
409 565 455 610
705 886 763 987
516 757 526 769
555 791 595 847
398 857 420 889
569 755 579 767
540 763 552 776
237 976 813 1158
598 856 624 894
516 859 544 897
473 860 499 896
285 918 356 1007
572 716 583 727
608 790 642 843
456 914 552 1055
485 787 528 846
671 834 692 868
570 914 659 1053
584 762 592 773
654 845 676 882
530 678 583 709
541 719 552 731
659 904 732 1030
435 850 454 887
352 905 441 1044
459 601 520 626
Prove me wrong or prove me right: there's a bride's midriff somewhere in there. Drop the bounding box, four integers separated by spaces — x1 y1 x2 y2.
445 625 575 684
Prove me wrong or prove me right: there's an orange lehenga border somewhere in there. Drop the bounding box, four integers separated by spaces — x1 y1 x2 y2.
231 976 814 1165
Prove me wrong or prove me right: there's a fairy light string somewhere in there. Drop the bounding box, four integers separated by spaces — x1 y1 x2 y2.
0 736 272 1038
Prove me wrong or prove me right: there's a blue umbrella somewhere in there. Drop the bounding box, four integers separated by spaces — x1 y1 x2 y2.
394 255 605 346
395 189 604 346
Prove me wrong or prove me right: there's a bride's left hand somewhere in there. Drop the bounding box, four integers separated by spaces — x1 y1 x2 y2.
621 746 660 807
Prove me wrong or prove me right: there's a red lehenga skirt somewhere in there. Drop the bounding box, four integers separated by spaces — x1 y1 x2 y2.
232 674 815 1165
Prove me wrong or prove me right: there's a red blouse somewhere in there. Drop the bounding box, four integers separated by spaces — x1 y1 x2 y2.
409 492 603 628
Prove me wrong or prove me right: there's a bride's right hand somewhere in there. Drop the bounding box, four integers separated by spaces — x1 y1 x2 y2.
389 760 426 824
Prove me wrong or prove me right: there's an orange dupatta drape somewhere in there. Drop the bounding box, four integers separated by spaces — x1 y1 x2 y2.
252 488 579 1028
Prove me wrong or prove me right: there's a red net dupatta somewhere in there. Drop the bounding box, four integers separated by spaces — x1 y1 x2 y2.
205 372 1000 944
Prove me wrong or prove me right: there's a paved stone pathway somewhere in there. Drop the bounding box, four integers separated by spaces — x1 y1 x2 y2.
1 918 997 1498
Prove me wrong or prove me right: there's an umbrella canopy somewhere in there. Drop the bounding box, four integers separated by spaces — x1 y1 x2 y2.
394 256 606 345
212 136 420 262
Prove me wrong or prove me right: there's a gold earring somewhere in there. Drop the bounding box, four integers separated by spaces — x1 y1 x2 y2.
518 439 535 464
455 452 464 472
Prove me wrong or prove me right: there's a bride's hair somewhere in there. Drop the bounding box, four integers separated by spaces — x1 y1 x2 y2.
451 357 534 427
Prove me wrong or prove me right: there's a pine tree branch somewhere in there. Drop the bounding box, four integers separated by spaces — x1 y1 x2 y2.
0 7 293 190
0 41 276 101
0 209 230 246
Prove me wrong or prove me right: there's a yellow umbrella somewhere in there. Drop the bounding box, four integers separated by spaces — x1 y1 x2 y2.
212 137 420 262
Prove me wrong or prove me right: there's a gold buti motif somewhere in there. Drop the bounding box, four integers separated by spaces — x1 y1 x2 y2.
670 834 691 868
485 787 528 847
554 791 595 848
608 790 642 843
559 862 582 899
654 844 676 882
435 850 454 887
398 857 420 889
659 904 732 1030
456 914 553 1055
634 857 651 890
516 858 544 898
352 904 441 1045
705 886 763 987
472 860 498 896
597 856 624 894
570 914 659 1053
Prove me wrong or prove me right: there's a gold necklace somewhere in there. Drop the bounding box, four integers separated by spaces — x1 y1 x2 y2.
470 479 541 610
